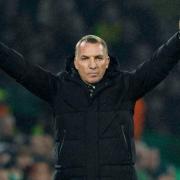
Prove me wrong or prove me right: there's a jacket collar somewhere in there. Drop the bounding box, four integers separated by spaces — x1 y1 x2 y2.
64 55 120 79
58 55 121 99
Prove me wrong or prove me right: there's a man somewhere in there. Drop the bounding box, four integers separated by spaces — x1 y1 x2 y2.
0 26 180 179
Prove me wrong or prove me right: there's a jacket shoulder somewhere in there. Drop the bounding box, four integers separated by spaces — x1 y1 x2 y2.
56 71 68 80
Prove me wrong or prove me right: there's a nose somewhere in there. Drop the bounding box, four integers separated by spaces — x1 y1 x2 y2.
88 58 97 69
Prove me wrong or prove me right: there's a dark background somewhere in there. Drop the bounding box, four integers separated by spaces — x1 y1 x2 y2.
0 0 180 179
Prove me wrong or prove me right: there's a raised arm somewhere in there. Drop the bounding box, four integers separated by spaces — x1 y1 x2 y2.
0 42 58 105
128 31 180 100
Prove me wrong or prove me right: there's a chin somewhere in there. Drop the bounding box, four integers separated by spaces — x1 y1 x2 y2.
86 78 101 84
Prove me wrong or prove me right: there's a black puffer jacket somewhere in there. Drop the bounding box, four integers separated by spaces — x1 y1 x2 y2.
0 32 180 180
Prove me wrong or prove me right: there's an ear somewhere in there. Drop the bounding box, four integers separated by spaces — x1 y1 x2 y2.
74 58 79 70
106 56 110 69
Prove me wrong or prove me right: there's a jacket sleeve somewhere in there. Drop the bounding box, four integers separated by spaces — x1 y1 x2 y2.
128 32 180 100
0 42 58 105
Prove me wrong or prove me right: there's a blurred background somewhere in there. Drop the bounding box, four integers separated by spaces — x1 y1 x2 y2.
0 0 180 179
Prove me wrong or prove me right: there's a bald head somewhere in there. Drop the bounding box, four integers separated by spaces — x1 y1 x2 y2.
75 35 108 58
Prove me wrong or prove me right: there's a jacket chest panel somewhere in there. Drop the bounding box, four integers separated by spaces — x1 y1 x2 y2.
54 79 132 114
98 84 132 112
54 82 91 113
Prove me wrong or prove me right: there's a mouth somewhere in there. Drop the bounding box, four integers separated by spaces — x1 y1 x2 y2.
88 73 98 77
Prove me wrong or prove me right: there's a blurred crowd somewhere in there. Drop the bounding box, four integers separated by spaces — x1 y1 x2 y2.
0 0 180 179
0 103 53 180
136 141 177 180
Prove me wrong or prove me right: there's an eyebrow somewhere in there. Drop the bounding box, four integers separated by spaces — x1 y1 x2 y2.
80 54 104 58
95 55 104 58
81 55 89 58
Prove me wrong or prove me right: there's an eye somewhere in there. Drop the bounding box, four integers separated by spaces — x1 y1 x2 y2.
95 56 104 61
81 56 88 61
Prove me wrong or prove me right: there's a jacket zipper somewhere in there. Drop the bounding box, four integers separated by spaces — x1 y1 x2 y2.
120 124 132 159
56 129 66 169
59 129 66 154
120 125 128 150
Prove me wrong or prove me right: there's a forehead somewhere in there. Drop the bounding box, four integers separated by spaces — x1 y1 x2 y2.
78 42 105 56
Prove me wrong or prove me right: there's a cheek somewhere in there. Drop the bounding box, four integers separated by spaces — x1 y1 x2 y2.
77 65 88 76
101 64 108 72
74 60 78 70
